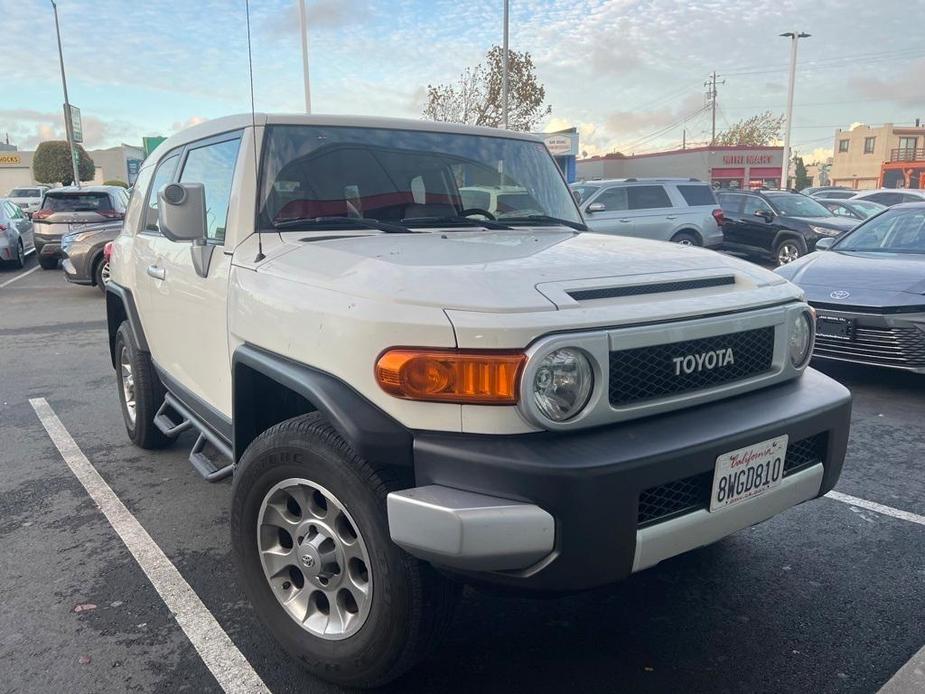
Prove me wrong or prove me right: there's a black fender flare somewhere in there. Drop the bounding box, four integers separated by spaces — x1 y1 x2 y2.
105 282 149 367
232 343 412 466
771 231 808 254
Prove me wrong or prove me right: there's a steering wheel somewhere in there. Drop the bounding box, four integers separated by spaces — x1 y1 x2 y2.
459 208 496 220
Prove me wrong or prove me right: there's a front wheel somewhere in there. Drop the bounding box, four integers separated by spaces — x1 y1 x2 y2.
231 413 459 688
114 322 171 449
775 238 805 266
38 255 58 270
93 257 110 294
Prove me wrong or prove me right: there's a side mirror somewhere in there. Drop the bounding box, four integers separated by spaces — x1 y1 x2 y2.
754 209 774 222
815 237 835 251
157 183 207 242
586 202 606 213
571 189 582 204
157 183 214 278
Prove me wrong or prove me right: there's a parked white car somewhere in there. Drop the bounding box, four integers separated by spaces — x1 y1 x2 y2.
850 188 925 206
105 114 851 688
5 185 49 216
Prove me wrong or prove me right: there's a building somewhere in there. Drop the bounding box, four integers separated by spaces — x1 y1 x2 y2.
0 143 145 194
829 122 925 190
536 128 579 182
577 145 784 190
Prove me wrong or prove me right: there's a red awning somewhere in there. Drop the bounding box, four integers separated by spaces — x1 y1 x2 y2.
711 167 745 178
750 167 780 177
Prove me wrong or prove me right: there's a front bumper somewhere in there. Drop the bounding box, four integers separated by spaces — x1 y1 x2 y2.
62 257 92 285
389 368 850 591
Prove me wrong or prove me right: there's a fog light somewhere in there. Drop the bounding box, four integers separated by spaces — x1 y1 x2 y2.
532 348 593 421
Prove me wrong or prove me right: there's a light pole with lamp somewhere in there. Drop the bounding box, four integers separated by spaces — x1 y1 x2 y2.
51 0 81 188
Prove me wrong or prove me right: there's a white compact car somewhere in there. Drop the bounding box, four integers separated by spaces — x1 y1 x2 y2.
5 185 49 216
105 114 851 688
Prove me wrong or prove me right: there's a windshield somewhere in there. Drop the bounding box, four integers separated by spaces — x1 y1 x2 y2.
836 207 925 253
10 188 41 198
767 194 833 218
41 192 113 212
257 125 581 229
851 200 886 217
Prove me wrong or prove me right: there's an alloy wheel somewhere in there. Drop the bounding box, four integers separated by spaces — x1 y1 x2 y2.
257 478 373 640
100 261 111 286
777 242 801 265
119 345 136 425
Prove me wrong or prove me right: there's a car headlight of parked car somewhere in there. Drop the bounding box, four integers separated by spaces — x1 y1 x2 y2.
809 225 841 237
532 348 593 422
789 310 815 368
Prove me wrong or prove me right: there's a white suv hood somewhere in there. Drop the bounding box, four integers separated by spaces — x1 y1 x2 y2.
261 229 787 312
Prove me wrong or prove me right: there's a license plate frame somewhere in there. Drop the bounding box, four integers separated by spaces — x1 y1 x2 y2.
710 435 788 512
817 315 855 341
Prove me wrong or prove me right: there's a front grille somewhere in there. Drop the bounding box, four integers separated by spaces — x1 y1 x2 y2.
610 326 775 406
568 276 734 301
637 434 828 526
814 326 925 368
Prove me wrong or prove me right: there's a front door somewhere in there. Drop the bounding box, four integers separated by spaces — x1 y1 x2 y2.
584 186 632 235
132 133 243 419
739 195 778 252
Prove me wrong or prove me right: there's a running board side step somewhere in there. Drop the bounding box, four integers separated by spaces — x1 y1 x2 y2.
154 394 234 483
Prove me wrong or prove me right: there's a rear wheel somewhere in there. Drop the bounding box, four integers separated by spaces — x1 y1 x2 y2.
38 255 58 270
671 230 701 246
231 413 460 688
775 237 805 266
9 240 25 269
114 322 171 449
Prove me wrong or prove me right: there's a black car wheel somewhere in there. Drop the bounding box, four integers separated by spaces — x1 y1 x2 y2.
38 255 58 270
10 240 25 269
93 257 110 294
671 230 701 246
775 238 805 266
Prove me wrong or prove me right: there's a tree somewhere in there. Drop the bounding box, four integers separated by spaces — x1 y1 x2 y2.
422 46 551 131
32 141 95 186
793 156 811 190
103 179 129 188
714 111 786 146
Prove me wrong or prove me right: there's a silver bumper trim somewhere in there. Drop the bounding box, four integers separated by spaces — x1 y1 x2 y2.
632 463 824 572
387 485 555 571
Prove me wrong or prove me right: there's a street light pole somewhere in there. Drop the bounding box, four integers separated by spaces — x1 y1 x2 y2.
51 0 81 188
502 0 509 129
298 0 312 113
780 30 810 190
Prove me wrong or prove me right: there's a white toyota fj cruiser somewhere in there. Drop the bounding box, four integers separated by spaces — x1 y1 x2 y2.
106 114 851 687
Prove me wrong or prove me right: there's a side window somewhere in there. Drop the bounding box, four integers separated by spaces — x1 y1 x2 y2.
143 153 181 233
123 165 153 235
717 193 743 213
179 137 241 243
867 193 900 206
743 196 773 215
902 194 923 203
627 185 672 210
594 187 628 211
676 184 717 207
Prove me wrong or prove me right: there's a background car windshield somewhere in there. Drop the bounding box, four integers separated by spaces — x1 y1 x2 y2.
42 192 113 212
836 208 925 253
852 201 886 216
10 188 40 197
257 125 581 227
768 194 833 218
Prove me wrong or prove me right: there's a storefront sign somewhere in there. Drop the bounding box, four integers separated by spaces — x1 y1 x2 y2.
544 135 573 155
0 154 22 165
722 153 775 165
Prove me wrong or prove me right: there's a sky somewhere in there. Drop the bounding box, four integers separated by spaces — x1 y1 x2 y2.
2 0 924 164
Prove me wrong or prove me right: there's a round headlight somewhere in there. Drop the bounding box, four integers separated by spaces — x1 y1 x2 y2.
789 310 814 368
532 348 593 422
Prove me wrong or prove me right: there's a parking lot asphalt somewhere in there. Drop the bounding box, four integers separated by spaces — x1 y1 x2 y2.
1 257 923 694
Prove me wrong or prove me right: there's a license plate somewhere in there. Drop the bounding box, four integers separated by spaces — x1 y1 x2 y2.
817 315 855 341
710 435 788 511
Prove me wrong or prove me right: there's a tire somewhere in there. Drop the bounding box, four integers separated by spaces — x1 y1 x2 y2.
231 413 460 688
93 256 110 294
38 255 58 270
774 237 806 266
114 321 171 449
9 240 25 269
670 230 701 246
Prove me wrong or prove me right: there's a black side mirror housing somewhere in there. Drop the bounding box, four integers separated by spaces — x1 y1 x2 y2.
755 209 774 222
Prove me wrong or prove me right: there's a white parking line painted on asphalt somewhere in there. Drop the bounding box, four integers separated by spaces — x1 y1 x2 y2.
879 643 925 694
29 398 270 694
826 490 925 527
0 265 39 288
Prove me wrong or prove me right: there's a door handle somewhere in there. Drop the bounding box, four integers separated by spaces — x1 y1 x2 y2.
618 218 631 223
146 264 166 280
666 215 677 220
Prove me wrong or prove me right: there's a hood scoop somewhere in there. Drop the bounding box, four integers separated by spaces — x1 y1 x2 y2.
567 275 735 302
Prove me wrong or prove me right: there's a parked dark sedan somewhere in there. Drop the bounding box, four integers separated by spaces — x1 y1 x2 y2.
776 203 925 373
718 190 857 265
61 220 122 293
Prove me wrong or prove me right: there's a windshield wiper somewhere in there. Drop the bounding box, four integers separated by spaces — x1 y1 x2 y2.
400 215 513 230
500 215 587 232
273 216 414 234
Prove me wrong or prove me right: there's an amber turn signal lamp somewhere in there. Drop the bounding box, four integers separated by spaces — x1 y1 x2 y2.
375 349 526 404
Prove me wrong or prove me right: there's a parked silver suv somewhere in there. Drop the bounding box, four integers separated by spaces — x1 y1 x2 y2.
571 178 724 247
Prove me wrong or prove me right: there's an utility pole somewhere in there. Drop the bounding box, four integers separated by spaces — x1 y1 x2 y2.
502 0 509 129
298 0 312 113
705 71 724 146
51 0 81 188
682 128 686 150
780 31 810 190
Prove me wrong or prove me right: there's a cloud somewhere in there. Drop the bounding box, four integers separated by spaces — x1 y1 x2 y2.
0 109 136 149
260 0 369 37
170 116 208 132
849 58 925 107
